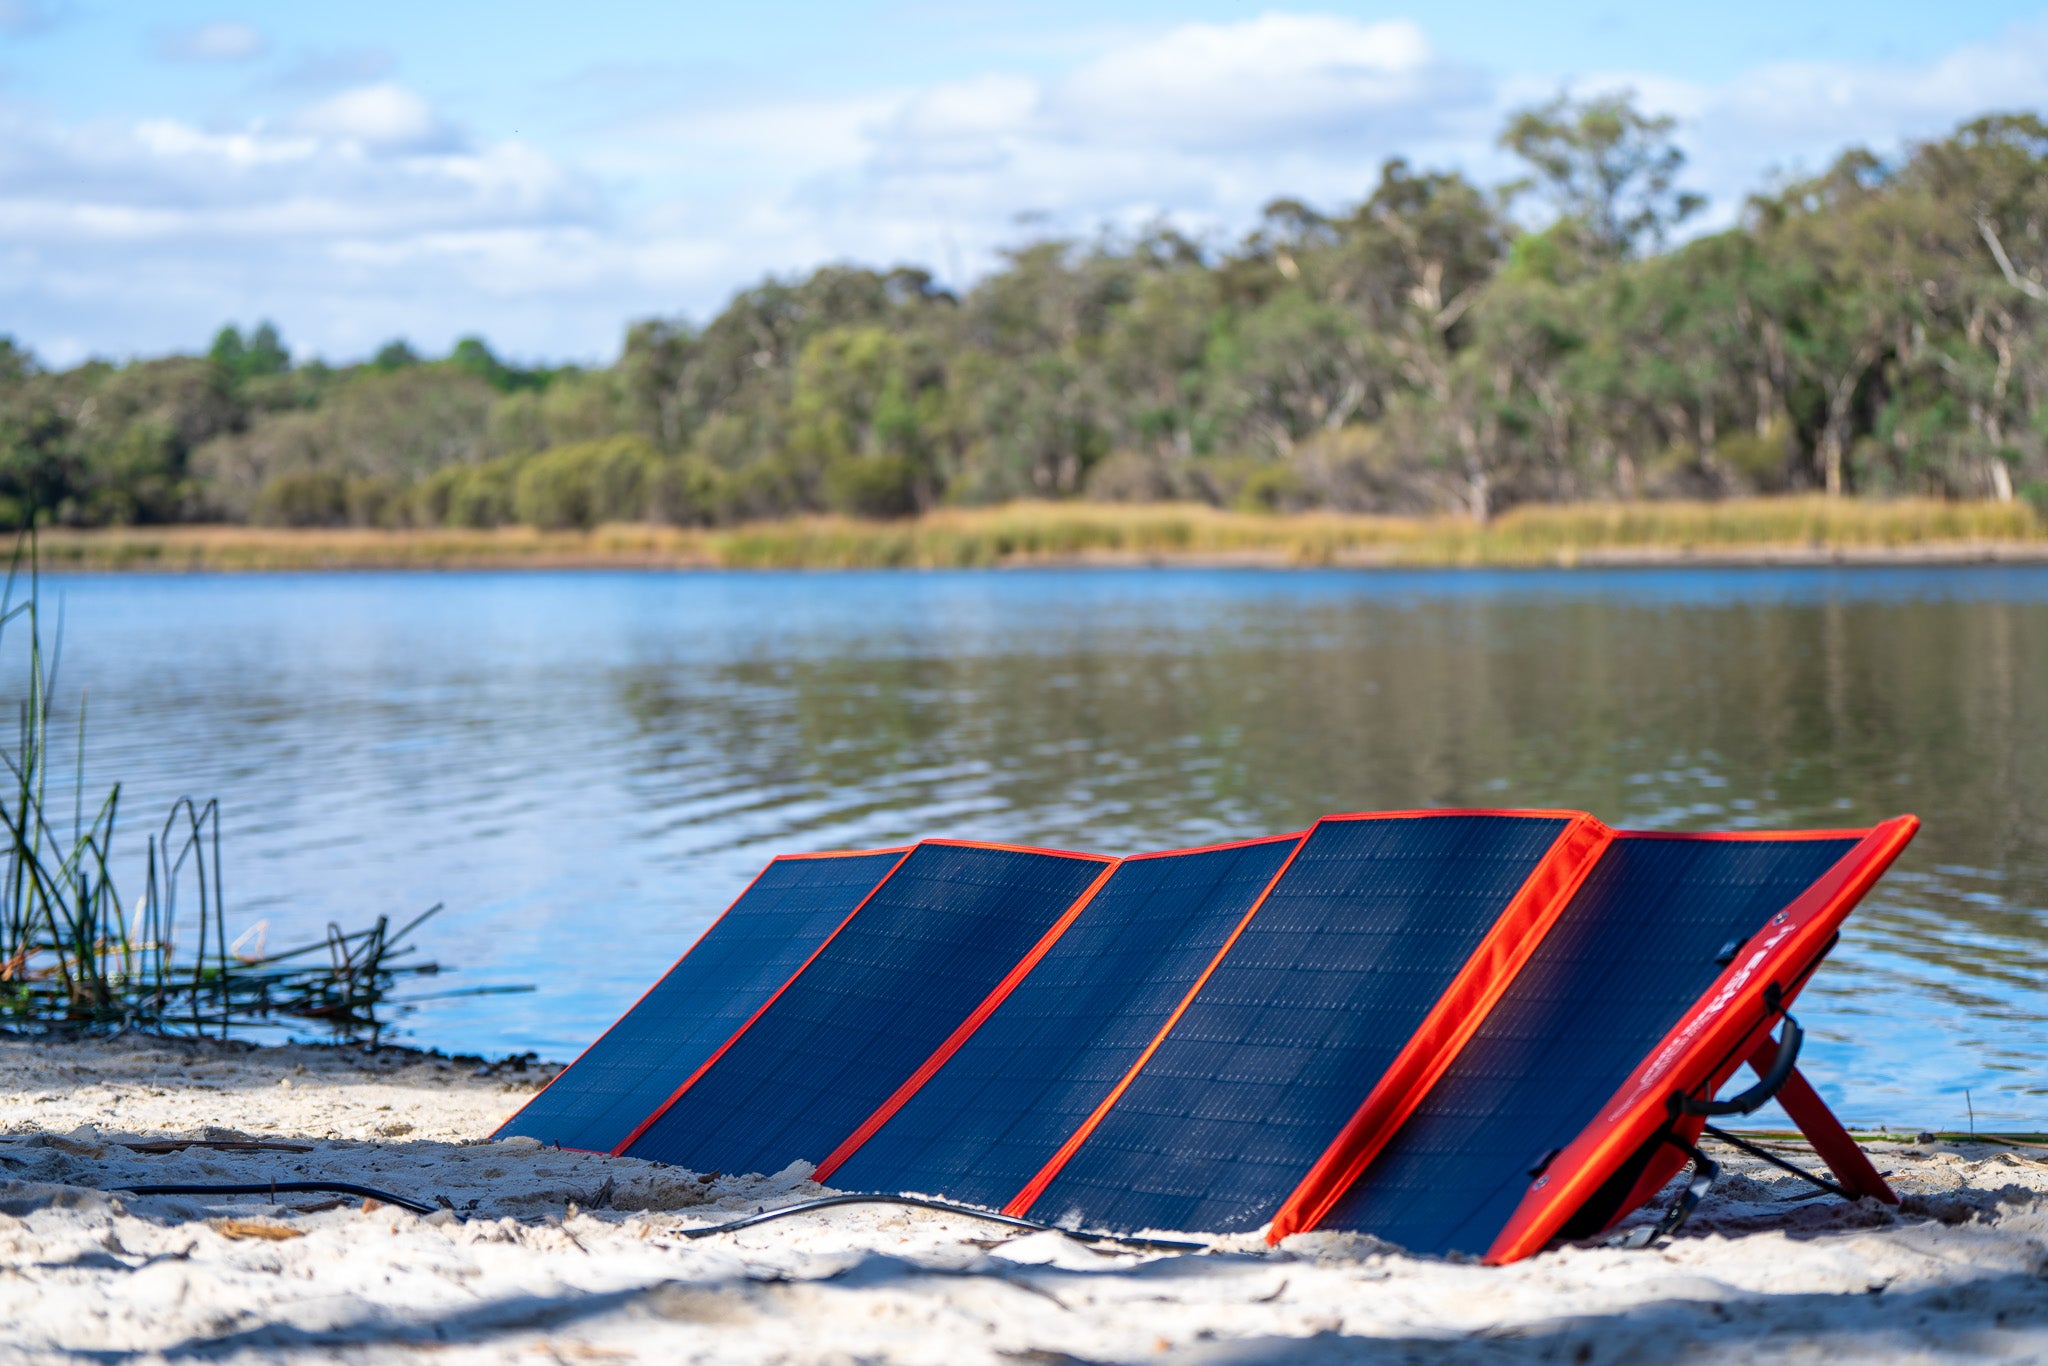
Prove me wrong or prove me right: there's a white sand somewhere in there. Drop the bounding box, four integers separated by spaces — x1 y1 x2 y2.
0 1034 2042 1363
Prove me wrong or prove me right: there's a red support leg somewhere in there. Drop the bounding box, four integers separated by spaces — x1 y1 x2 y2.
1745 1040 1898 1204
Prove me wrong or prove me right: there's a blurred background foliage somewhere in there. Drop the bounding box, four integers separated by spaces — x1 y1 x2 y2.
5 98 2048 531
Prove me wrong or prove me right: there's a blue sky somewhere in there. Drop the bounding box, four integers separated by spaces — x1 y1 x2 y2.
4 1 2046 366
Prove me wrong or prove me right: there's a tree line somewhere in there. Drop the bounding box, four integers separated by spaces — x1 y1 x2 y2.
3 96 2046 531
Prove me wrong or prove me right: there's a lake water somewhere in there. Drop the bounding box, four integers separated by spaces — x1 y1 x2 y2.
18 566 2047 1130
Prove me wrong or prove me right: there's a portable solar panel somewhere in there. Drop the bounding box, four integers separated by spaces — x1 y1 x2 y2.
1311 831 1863 1255
488 807 1915 1261
492 848 907 1153
1017 812 1603 1234
816 834 1304 1208
619 840 1114 1176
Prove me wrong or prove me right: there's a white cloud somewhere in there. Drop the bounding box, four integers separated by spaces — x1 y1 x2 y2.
628 91 900 179
896 73 1038 138
1055 15 1467 150
3 11 2047 365
134 119 318 167
1554 20 2048 221
294 82 457 152
154 20 267 64
0 84 608 360
635 13 1489 260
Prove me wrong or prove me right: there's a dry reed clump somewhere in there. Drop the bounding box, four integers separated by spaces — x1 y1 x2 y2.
22 496 2048 572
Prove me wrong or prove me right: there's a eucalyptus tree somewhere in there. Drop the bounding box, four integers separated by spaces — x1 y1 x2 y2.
1500 90 1705 262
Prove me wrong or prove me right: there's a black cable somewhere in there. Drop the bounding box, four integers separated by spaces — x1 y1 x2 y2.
671 1193 1205 1252
1700 1125 1853 1200
110 1183 1201 1251
116 1181 440 1217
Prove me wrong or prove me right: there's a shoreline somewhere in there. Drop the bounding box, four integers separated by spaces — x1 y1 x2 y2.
19 497 2048 573
0 1033 2042 1361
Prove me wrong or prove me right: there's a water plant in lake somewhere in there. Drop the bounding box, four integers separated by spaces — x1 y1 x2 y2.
0 539 456 1039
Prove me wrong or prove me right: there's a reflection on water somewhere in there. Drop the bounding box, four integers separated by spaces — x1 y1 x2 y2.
19 566 2048 1128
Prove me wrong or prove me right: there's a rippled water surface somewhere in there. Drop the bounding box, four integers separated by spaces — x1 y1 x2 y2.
21 566 2048 1128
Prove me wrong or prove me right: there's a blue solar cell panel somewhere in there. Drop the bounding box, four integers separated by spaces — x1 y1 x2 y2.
493 850 903 1152
1317 834 1857 1255
827 836 1302 1208
621 842 1110 1176
1027 813 1570 1234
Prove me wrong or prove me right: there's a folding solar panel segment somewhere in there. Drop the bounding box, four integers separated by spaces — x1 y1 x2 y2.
620 840 1114 1176
1310 831 1862 1256
1020 812 1582 1234
1480 816 1917 1263
818 834 1304 1209
492 848 907 1153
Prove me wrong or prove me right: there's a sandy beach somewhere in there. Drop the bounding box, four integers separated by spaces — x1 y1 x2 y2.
0 1035 2037 1363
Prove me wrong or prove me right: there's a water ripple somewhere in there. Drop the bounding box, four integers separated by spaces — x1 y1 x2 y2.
9 565 2044 1126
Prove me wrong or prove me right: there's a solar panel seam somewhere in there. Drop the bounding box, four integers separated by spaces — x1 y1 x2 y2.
1022 812 1586 1235
1266 813 1617 1238
619 841 1112 1177
811 853 1124 1181
604 845 921 1156
822 835 1305 1208
999 829 1322 1219
1314 834 1801 1252
492 848 907 1154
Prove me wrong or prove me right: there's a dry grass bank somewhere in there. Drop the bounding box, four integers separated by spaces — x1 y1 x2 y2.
29 497 2048 572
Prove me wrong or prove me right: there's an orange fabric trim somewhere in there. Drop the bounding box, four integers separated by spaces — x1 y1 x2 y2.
609 845 918 1155
1120 831 1311 861
1481 815 1918 1264
1614 829 1870 842
1320 808 1592 823
1001 827 1316 1217
771 846 917 859
811 857 1125 1181
1602 947 1853 1222
491 846 908 1146
1266 813 1616 1242
919 837 1117 863
812 830 1307 1183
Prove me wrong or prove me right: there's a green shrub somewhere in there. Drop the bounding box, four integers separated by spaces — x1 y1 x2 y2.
448 459 521 527
649 455 727 526
416 458 522 528
254 470 350 527
715 458 811 523
1713 420 1795 492
346 476 409 528
512 435 660 530
823 455 918 518
413 466 462 526
1084 449 1178 502
1232 463 1307 513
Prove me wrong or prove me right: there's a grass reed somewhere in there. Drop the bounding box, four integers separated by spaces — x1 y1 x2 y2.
23 497 2048 572
0 536 457 1040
